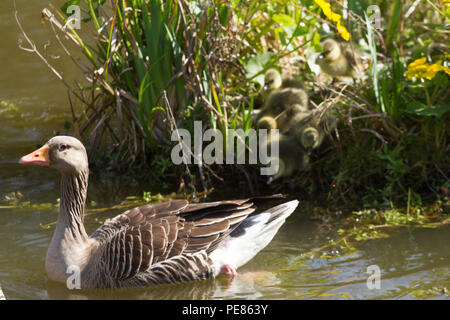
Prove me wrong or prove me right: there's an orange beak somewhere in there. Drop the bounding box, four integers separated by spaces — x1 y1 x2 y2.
19 145 51 166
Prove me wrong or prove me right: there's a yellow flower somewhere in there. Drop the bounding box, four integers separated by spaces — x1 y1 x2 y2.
405 58 428 80
315 0 350 41
336 20 350 41
408 57 427 68
423 61 442 80
442 66 450 76
405 57 450 80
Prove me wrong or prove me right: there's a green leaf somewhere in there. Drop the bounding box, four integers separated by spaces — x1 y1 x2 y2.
404 105 450 118
293 23 309 37
218 4 230 26
312 31 322 52
386 0 402 51
272 14 295 27
244 52 275 85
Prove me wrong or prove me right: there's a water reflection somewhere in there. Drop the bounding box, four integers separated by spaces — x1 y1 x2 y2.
45 271 283 300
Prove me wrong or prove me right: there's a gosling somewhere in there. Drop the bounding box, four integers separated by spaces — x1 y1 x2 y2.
277 104 311 134
294 111 336 155
315 38 363 80
257 104 307 131
256 115 278 130
266 134 310 183
261 68 305 99
257 87 309 125
299 127 322 155
256 69 309 131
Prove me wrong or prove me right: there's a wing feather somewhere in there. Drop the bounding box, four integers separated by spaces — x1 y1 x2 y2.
90 196 283 281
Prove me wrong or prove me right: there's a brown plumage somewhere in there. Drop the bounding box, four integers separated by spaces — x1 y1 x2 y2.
92 199 261 282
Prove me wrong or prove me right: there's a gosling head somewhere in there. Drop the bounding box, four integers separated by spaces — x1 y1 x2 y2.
263 69 282 92
257 116 278 130
19 136 88 175
317 38 341 62
300 127 320 155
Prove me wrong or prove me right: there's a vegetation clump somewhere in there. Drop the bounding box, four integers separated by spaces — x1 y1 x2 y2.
27 0 449 213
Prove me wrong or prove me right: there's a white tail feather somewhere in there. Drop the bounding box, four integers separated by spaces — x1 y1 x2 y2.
209 200 299 275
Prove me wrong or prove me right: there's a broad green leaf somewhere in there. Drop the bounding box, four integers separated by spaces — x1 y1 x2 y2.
244 52 274 76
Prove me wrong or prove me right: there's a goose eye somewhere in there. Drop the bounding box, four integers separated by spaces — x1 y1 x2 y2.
59 144 70 151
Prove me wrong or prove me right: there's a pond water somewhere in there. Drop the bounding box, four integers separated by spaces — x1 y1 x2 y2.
0 0 449 300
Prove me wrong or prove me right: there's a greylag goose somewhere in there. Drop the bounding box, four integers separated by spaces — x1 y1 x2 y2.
19 136 299 289
261 69 283 99
315 38 363 79
264 87 309 113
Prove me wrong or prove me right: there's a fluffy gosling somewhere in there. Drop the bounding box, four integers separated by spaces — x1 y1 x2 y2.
256 69 310 132
315 38 363 80
256 115 278 130
295 111 336 155
277 104 311 134
261 68 304 99
258 87 309 120
266 134 310 183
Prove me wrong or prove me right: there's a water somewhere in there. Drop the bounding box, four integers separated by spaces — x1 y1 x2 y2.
0 0 449 300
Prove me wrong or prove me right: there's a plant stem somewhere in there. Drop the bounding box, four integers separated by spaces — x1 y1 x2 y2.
423 79 432 107
407 187 411 217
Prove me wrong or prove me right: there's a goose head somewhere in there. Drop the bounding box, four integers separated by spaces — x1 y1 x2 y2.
19 136 88 175
317 38 341 62
263 69 282 92
299 127 320 155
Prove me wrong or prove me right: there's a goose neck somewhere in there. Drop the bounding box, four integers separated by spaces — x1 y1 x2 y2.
57 169 89 241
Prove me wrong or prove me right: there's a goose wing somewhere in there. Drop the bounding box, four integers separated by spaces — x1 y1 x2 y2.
89 197 280 280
